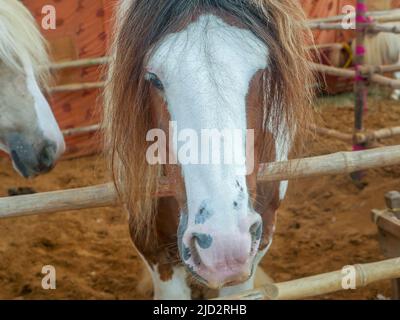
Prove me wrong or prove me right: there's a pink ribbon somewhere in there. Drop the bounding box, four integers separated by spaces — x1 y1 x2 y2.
356 16 369 23
356 2 368 12
356 2 373 24
355 46 365 56
353 145 366 151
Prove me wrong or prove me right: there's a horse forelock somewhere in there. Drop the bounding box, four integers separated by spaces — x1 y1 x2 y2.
104 0 315 247
0 0 49 85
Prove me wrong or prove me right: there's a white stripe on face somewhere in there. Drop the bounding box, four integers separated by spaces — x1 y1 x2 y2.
148 13 268 220
24 63 65 158
148 14 273 286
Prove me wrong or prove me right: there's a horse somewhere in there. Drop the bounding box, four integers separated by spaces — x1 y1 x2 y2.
0 0 65 178
354 23 400 100
105 0 314 299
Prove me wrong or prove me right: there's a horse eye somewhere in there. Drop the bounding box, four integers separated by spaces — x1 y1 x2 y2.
146 72 164 91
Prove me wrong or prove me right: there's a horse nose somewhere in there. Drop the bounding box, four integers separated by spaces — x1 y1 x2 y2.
248 214 263 244
189 232 252 288
36 142 56 173
182 215 262 288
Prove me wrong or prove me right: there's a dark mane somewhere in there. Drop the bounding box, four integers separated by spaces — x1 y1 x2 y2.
104 0 315 245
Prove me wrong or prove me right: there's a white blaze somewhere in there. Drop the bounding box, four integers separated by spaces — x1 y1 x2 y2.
24 63 65 157
148 15 273 226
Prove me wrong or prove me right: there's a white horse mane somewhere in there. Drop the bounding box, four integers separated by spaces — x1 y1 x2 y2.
0 0 49 84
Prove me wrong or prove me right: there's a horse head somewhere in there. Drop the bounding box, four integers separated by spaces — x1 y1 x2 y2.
0 0 65 178
106 0 314 296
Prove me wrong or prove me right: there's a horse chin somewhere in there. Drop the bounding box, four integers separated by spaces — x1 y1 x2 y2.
202 271 252 290
182 258 254 290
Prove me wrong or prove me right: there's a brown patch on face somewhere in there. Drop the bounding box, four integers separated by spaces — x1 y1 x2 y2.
246 69 281 250
130 86 187 284
148 87 187 206
246 70 265 195
256 182 280 250
129 197 181 282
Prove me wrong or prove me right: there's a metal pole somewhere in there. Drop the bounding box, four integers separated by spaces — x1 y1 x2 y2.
352 0 369 183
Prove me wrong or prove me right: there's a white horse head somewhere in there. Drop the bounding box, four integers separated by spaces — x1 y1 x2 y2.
0 0 65 177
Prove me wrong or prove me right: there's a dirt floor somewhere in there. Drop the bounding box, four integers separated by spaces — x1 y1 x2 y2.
0 93 400 300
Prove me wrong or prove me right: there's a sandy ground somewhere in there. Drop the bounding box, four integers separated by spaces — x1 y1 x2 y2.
0 93 399 300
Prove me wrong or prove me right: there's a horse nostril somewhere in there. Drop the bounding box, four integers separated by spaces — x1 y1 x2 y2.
250 219 263 243
37 144 55 172
192 233 213 250
184 232 213 268
11 150 29 178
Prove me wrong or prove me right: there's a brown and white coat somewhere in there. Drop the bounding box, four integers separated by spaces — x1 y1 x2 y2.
105 0 314 299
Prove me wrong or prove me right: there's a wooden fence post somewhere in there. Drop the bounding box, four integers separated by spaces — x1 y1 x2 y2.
372 191 400 300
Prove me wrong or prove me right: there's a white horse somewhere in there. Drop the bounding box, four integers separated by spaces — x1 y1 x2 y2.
361 24 400 100
0 0 65 177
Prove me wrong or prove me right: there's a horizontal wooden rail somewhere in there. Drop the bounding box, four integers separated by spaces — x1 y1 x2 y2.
311 63 400 89
258 145 400 181
49 57 110 70
314 126 353 142
371 13 400 23
48 82 105 94
308 21 347 31
308 9 400 32
309 22 400 34
0 184 118 219
62 124 101 137
356 126 400 144
307 43 344 51
1 146 400 218
311 63 355 78
308 9 400 24
370 23 400 34
366 64 400 74
316 126 400 144
216 257 400 300
370 74 400 89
